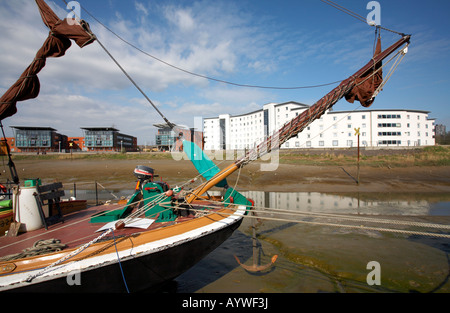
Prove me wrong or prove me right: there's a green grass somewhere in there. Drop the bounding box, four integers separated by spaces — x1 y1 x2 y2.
276 146 450 167
10 151 175 161
8 146 450 167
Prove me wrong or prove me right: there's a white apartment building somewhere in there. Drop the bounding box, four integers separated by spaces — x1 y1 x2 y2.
203 101 435 150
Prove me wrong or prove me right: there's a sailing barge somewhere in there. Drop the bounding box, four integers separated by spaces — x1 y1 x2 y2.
0 166 250 292
0 0 410 292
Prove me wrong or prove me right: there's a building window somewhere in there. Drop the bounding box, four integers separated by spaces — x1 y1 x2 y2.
378 114 401 119
332 140 338 146
379 140 401 145
378 132 401 136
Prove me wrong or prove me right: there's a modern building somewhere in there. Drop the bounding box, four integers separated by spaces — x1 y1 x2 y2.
81 127 137 152
10 126 68 153
154 123 204 152
203 101 435 150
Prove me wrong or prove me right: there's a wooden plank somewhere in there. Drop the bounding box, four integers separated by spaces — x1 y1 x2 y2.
39 190 65 201
33 192 48 230
37 182 63 193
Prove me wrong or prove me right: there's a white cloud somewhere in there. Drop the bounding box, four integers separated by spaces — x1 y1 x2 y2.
134 1 148 17
200 86 273 111
2 0 408 145
164 7 195 32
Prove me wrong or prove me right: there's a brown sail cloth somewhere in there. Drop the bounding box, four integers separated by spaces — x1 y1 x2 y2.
0 0 96 120
345 36 383 107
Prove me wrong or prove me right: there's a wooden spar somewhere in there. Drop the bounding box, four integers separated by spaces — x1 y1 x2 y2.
185 35 410 204
185 163 239 203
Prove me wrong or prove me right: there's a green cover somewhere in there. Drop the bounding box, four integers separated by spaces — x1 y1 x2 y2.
182 140 227 187
223 188 251 215
0 200 12 208
90 182 176 224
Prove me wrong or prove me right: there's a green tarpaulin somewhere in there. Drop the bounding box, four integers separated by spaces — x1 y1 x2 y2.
182 140 227 187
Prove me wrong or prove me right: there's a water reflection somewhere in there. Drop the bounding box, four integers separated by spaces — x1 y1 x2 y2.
65 188 134 202
241 191 450 216
65 187 450 216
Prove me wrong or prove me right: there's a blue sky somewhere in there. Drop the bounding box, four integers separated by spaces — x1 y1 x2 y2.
0 0 449 145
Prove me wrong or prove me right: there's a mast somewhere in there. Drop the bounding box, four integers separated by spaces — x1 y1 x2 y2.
185 34 410 203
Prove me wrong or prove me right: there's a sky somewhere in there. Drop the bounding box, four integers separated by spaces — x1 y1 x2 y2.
0 0 449 145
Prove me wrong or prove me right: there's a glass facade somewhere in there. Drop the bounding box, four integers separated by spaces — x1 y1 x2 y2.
84 130 114 148
155 129 175 146
11 127 137 152
81 127 137 151
15 129 52 148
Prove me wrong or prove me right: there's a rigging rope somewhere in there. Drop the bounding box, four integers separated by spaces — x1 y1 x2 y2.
159 201 450 239
94 37 175 129
320 0 407 36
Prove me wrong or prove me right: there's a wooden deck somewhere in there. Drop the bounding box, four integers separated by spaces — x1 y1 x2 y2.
0 197 236 264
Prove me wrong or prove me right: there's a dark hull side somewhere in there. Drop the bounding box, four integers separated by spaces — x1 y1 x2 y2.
5 218 243 293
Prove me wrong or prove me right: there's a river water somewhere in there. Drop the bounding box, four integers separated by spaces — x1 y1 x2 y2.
175 191 450 293
71 189 450 293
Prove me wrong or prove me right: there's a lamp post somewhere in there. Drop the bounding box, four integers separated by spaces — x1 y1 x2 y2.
354 127 360 185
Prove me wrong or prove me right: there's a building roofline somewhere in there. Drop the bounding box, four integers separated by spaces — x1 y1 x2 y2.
327 109 431 114
204 101 311 120
274 101 309 108
80 127 120 131
11 126 57 131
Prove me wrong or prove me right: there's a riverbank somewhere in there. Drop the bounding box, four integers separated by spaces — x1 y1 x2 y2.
8 154 450 194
